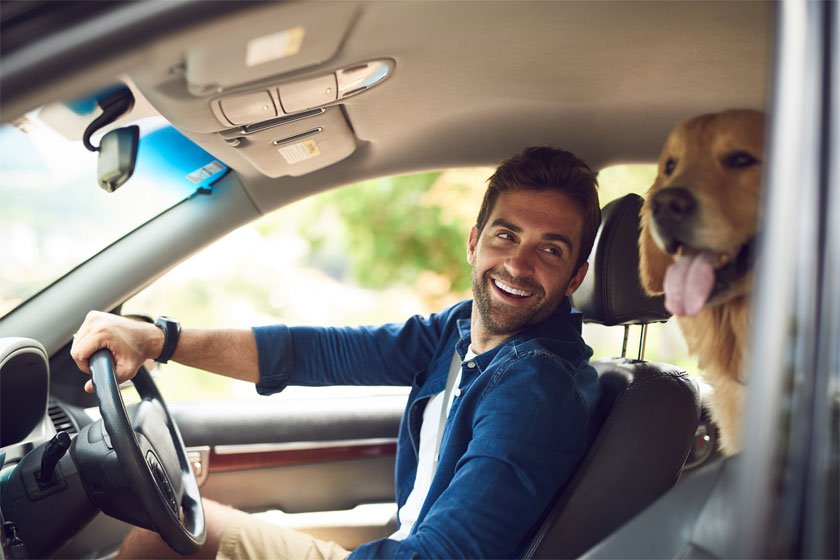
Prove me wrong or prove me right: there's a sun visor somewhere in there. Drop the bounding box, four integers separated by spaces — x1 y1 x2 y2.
218 106 355 178
184 3 359 96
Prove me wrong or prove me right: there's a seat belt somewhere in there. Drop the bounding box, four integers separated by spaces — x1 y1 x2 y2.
433 350 461 473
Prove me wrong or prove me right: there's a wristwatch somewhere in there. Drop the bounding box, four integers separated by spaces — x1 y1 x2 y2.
153 316 181 364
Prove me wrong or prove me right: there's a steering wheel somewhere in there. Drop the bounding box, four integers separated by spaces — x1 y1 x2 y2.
86 349 205 553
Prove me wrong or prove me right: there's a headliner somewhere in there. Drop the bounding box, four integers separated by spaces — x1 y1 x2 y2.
1 1 772 213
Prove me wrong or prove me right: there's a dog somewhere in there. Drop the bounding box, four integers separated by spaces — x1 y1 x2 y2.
639 109 765 456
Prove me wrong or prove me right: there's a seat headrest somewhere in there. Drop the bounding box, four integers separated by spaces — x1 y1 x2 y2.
571 193 670 326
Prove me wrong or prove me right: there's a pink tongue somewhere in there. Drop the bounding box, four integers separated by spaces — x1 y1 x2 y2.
663 252 717 316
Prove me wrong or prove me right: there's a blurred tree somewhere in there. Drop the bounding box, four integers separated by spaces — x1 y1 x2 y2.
297 171 488 294
293 164 656 296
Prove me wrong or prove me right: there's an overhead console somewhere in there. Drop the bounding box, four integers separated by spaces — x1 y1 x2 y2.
211 60 392 177
217 105 355 178
212 60 391 126
131 2 393 178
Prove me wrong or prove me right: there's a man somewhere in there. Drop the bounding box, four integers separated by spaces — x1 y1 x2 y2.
71 146 602 559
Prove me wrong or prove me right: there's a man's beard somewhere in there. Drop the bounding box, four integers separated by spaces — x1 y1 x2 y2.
472 266 567 336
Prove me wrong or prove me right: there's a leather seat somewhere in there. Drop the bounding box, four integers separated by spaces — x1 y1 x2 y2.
521 194 701 559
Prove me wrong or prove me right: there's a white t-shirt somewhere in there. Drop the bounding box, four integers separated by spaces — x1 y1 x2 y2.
390 347 476 541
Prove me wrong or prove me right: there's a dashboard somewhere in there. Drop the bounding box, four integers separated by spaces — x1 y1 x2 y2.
1 338 53 464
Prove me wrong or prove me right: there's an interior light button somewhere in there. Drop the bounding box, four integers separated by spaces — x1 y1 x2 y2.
278 74 338 114
219 91 278 126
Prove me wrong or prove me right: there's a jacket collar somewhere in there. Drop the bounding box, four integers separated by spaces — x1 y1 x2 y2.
455 297 580 369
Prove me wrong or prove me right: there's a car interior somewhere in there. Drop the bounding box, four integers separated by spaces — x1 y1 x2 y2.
2 1 838 559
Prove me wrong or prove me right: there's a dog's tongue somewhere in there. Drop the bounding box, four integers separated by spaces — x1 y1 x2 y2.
663 251 717 316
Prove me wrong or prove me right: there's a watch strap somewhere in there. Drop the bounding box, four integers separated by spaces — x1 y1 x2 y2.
154 316 181 364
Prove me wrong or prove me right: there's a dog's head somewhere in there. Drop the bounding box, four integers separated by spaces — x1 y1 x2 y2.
639 109 765 316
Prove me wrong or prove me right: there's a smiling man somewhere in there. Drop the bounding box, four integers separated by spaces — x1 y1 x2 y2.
469 185 594 352
72 146 602 559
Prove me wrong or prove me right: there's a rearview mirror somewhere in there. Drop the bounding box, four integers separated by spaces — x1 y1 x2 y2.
97 125 139 192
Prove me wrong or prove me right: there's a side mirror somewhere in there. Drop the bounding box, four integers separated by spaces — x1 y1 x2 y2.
97 125 139 192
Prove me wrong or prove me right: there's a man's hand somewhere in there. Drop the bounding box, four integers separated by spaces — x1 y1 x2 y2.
70 310 164 393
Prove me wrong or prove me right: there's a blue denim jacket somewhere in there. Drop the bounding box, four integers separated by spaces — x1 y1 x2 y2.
253 298 600 559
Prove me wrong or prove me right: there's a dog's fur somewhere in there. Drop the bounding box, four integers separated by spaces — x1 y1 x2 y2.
639 109 765 455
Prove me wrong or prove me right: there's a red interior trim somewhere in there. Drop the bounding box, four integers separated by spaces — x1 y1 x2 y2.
208 441 397 473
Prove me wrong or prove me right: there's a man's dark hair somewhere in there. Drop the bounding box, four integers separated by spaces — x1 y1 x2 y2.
476 146 601 272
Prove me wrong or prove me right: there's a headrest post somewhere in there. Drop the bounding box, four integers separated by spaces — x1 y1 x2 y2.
638 324 649 360
621 325 630 358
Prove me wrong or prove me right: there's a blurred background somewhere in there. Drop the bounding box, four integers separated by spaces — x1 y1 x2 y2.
118 163 698 402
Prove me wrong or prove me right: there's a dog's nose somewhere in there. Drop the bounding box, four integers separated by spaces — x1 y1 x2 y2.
651 187 696 223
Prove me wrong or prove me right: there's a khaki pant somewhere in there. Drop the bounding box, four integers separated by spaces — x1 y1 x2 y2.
217 509 350 560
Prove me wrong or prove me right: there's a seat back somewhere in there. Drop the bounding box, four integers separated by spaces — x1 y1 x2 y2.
521 194 701 559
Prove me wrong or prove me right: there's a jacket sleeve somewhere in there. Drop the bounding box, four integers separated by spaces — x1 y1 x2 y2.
252 310 451 394
351 354 595 559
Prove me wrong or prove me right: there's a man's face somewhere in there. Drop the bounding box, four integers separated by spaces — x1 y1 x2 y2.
468 189 589 340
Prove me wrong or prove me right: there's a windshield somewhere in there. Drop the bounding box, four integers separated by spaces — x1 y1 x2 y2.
0 106 228 318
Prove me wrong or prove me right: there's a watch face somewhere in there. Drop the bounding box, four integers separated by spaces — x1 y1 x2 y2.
155 316 180 329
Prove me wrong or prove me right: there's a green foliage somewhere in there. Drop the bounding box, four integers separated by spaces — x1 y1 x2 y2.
290 165 659 296
297 172 476 293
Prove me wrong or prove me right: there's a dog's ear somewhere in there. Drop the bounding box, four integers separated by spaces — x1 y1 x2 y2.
638 193 670 295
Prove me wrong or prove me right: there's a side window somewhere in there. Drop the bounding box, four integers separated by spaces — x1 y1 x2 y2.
122 165 698 403
122 169 489 401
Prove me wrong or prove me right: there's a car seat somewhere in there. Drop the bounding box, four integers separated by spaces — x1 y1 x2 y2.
521 193 701 558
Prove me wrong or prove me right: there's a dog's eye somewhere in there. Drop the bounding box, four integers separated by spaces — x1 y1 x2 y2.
664 157 676 176
724 151 760 169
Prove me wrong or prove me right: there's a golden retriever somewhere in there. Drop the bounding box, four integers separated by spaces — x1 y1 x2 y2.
639 109 765 456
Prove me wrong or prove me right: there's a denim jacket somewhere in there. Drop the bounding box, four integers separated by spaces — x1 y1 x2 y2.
253 299 600 559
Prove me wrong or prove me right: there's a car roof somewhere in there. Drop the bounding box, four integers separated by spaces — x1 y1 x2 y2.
1 1 771 215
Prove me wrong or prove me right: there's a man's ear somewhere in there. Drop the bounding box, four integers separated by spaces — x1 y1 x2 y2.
467 226 478 265
565 261 589 296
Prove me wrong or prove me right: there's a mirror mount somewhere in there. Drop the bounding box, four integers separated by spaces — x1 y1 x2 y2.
81 87 139 192
81 87 135 152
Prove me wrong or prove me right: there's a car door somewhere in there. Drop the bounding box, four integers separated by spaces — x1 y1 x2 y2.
171 392 404 547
